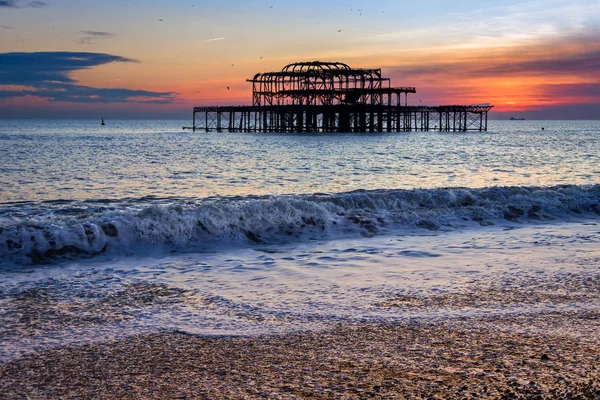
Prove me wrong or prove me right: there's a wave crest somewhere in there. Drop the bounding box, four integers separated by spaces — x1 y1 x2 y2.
1 184 599 265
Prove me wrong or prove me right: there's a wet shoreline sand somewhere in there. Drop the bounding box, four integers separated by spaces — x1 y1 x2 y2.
2 311 599 399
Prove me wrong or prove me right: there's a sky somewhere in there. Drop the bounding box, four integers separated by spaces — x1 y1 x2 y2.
0 0 599 119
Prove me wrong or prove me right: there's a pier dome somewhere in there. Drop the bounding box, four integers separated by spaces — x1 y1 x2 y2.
280 61 352 73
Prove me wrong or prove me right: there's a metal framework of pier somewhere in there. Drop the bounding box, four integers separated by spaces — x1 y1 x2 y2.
191 61 492 133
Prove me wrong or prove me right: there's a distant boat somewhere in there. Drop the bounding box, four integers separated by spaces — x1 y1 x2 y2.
509 117 526 120
101 118 105 126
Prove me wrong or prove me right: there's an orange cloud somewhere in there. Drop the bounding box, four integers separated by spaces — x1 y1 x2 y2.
376 32 600 112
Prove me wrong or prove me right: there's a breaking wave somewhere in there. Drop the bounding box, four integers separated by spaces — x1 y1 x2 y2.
1 184 599 265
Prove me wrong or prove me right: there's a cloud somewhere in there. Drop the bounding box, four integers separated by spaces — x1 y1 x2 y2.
81 31 114 38
0 25 13 29
538 83 600 99
386 38 600 81
0 52 177 104
494 102 600 120
0 52 135 85
367 0 600 54
79 30 115 44
376 29 600 115
0 85 176 104
0 0 47 7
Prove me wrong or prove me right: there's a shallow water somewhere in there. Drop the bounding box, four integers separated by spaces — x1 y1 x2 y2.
2 220 599 361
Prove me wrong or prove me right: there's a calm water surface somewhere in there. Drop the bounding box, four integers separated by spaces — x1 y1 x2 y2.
1 119 598 203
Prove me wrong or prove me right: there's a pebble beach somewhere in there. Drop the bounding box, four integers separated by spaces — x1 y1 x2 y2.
2 306 599 399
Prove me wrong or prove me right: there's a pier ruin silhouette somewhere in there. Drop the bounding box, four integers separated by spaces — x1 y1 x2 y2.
190 61 492 133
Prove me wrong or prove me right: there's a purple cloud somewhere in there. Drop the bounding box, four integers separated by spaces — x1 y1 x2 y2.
0 0 47 7
387 49 600 80
0 52 177 104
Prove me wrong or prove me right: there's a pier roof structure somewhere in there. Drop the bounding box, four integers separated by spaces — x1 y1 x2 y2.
246 61 415 107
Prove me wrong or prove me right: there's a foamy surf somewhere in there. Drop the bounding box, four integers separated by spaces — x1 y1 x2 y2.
1 184 599 266
1 220 599 361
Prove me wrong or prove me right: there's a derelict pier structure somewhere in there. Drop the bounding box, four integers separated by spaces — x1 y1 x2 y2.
191 61 492 133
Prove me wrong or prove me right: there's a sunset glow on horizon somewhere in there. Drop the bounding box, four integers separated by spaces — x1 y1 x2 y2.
1 0 599 119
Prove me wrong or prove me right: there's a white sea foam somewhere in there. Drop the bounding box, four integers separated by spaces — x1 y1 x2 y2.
0 184 599 266
1 220 599 361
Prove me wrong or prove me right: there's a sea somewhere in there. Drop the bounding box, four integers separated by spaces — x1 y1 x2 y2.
1 119 599 361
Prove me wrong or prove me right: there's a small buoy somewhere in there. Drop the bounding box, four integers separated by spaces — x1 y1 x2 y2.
541 127 544 131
